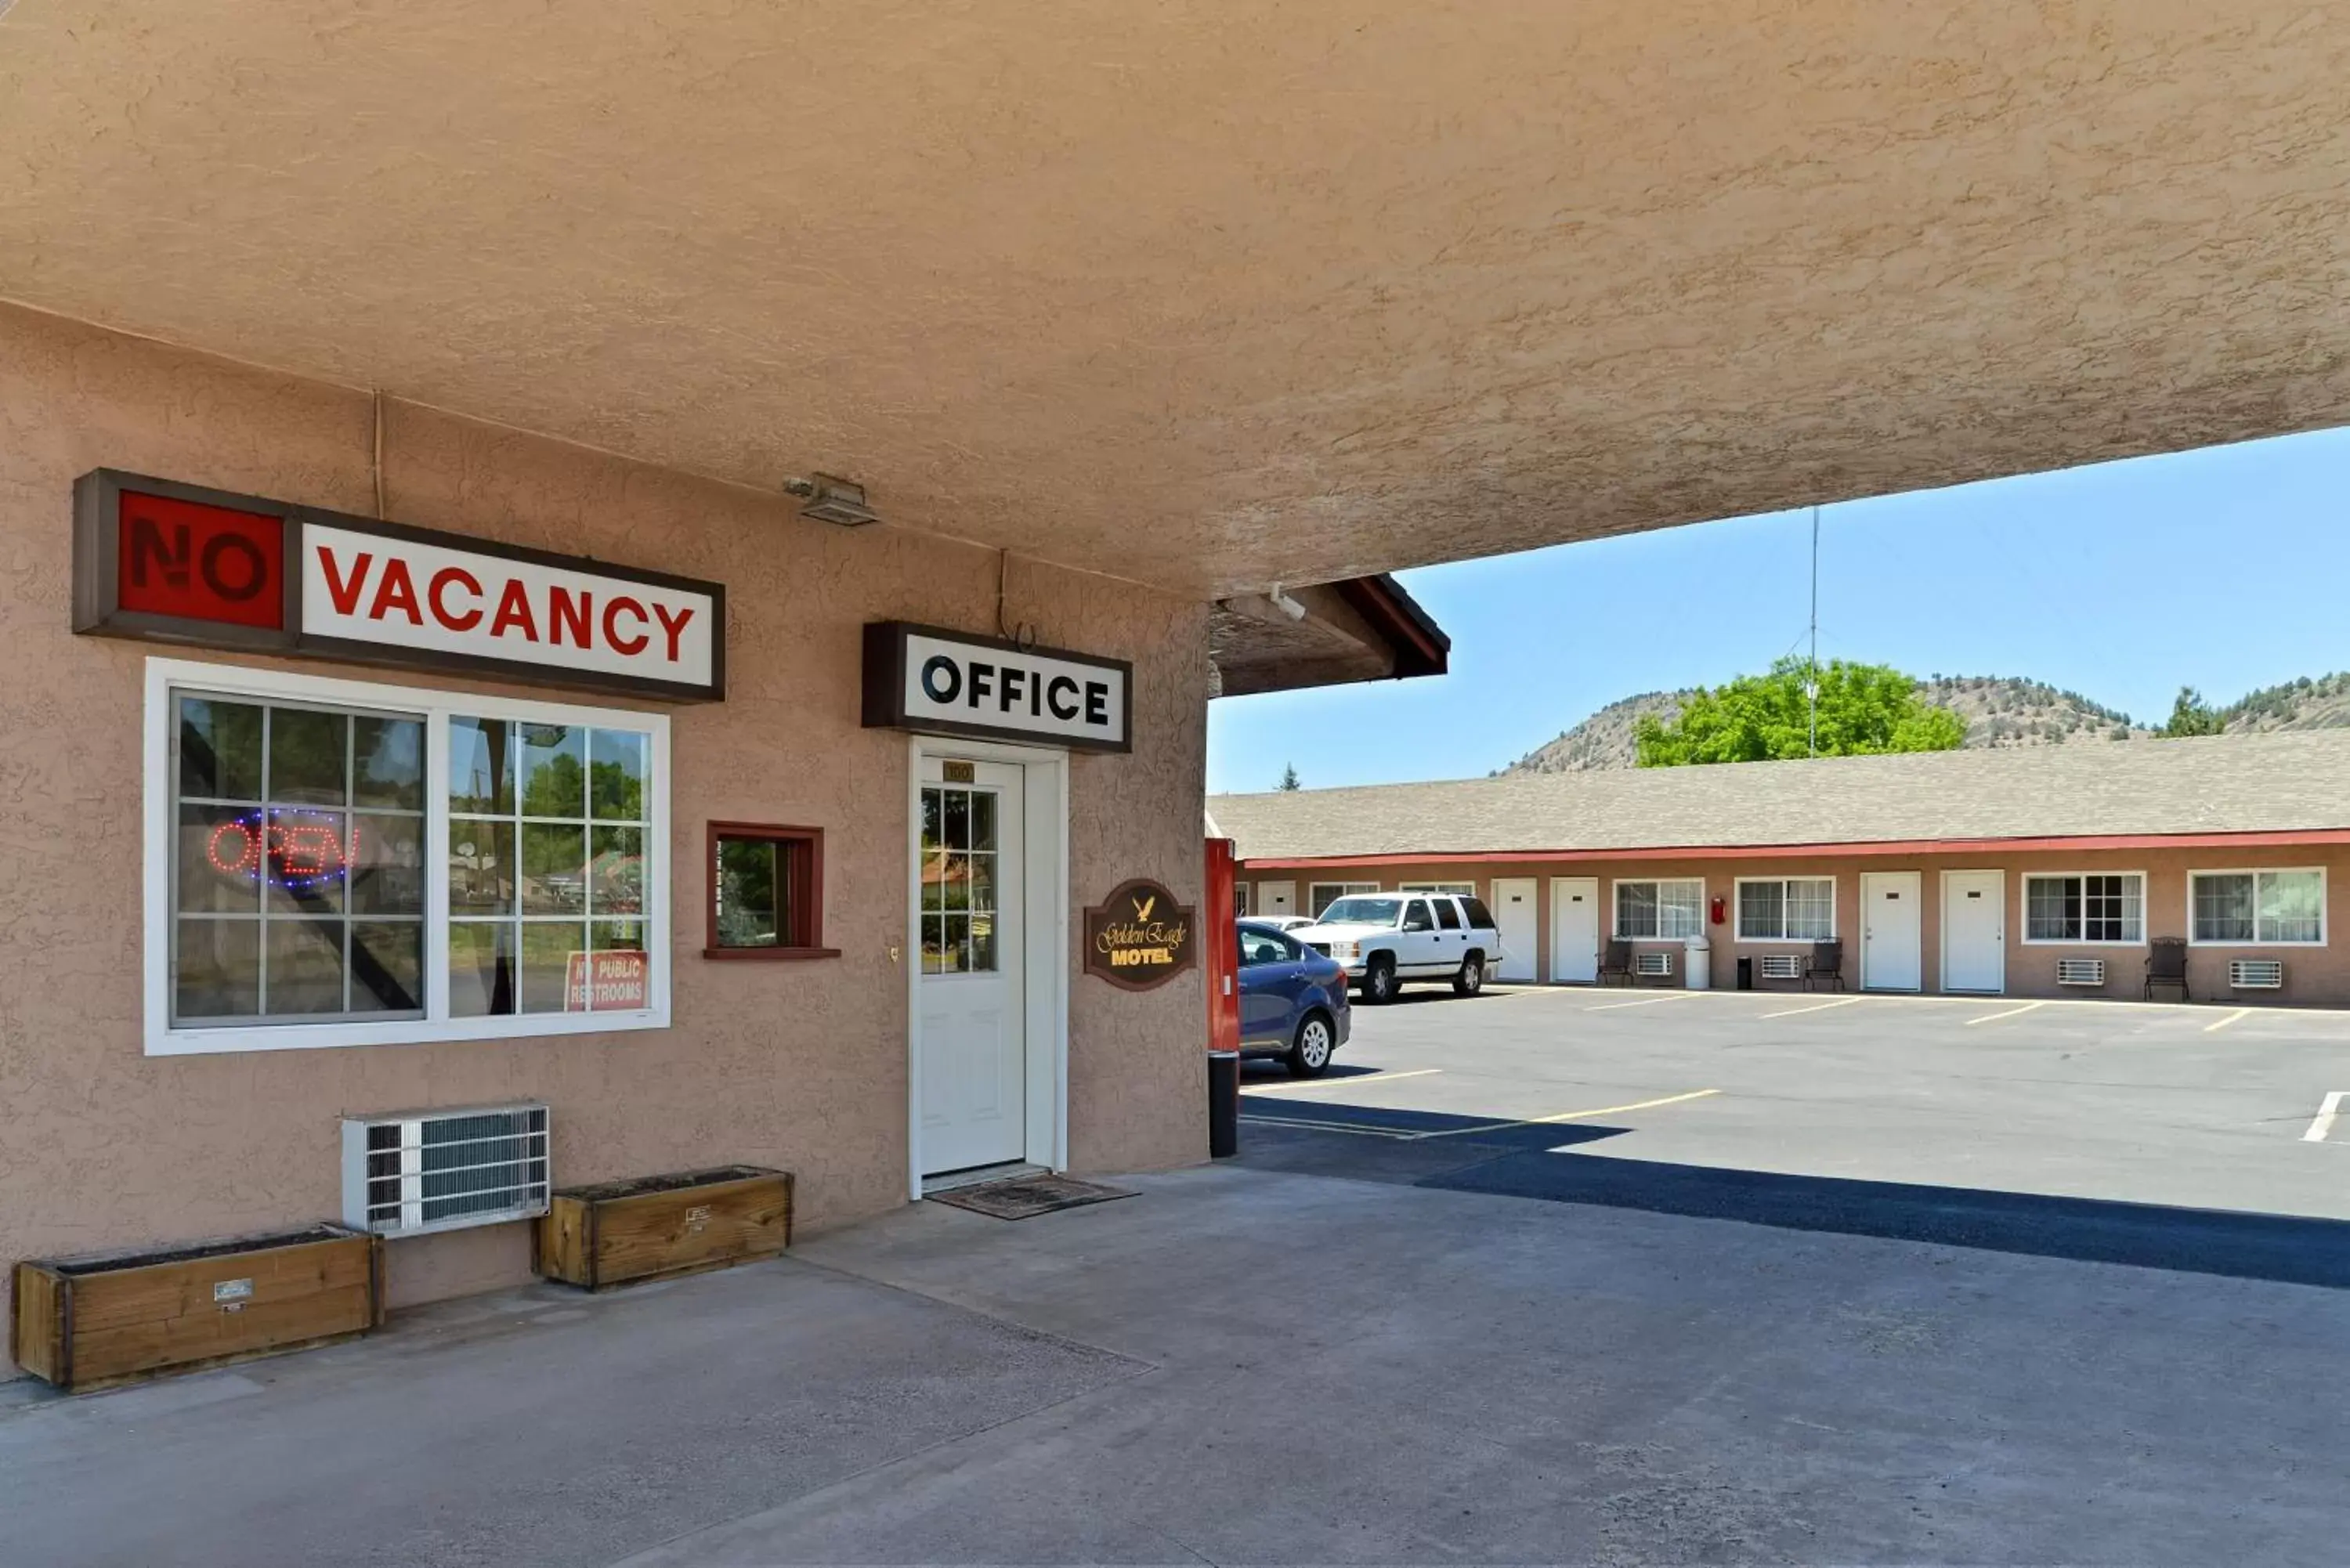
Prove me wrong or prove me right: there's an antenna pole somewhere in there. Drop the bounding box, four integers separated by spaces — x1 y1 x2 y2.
1808 505 1820 757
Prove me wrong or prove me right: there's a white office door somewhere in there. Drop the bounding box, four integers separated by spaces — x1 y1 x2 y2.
918 758 1027 1176
1861 871 1923 992
1256 880 1296 918
1491 878 1537 981
1550 877 1600 983
1943 871 2005 993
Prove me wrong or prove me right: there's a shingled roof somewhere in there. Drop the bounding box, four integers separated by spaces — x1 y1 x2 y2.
1210 732 2350 862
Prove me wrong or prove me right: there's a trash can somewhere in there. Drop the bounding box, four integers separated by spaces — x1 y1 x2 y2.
1736 955 1755 991
1208 1050 1240 1158
1684 934 1712 991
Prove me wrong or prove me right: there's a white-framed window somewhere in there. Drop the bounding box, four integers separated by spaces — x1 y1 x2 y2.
2189 869 2326 946
1309 881 1379 917
1398 880 1476 898
1614 878 1705 940
146 657 671 1056
2023 873 2146 945
1735 877 1835 941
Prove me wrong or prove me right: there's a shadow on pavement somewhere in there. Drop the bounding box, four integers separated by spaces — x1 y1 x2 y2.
1240 1100 2350 1292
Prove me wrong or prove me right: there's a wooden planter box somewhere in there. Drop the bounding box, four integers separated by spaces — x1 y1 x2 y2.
536 1165 792 1292
11 1224 384 1393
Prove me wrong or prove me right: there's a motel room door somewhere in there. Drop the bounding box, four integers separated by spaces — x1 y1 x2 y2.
1860 871 1924 992
1491 879 1538 981
1942 870 2006 993
916 756 1029 1176
1255 880 1296 919
1550 877 1600 984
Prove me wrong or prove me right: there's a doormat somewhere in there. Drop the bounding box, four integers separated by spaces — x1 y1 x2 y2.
927 1174 1137 1220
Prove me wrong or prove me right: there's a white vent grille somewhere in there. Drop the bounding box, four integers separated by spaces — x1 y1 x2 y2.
1758 955 1803 981
1635 951 1674 977
2056 958 2106 987
342 1104 550 1237
2229 959 2286 991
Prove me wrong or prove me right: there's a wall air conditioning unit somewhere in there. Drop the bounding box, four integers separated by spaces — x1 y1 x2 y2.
1635 951 1675 977
342 1104 551 1238
2228 959 2286 992
2055 958 2106 987
1758 955 1804 981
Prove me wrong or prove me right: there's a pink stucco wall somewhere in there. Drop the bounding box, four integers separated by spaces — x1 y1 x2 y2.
0 304 1210 1367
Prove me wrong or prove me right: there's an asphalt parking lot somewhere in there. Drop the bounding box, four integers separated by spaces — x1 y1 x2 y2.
1239 985 2350 1281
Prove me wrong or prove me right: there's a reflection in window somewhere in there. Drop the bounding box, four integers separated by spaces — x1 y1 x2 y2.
172 695 425 1024
449 717 651 1015
920 784 1000 974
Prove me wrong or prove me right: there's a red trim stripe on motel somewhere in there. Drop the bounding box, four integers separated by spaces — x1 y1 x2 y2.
1237 827 2350 870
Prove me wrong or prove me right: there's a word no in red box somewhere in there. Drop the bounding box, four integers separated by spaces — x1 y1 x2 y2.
565 948 649 1012
118 490 286 630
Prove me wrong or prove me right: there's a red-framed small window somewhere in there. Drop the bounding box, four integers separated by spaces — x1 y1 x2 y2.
705 822 837 959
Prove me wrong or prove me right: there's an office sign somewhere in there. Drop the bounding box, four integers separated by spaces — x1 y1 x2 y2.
72 468 725 700
1083 878 1196 991
862 621 1130 752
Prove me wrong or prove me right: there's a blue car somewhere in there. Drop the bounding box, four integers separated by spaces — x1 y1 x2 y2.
1237 919 1353 1076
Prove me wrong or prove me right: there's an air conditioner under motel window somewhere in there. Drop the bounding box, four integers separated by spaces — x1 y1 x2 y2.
342 1104 550 1237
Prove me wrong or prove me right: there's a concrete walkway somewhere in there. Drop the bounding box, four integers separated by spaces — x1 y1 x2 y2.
5 1162 2345 1565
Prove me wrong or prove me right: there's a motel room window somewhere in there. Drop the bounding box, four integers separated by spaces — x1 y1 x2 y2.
1736 878 1835 942
2190 869 2326 945
1616 878 1705 940
708 823 832 959
2023 873 2145 944
153 660 668 1055
1399 881 1476 898
1310 881 1379 917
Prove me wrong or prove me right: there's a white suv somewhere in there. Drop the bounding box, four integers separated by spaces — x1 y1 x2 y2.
1295 892 1506 1004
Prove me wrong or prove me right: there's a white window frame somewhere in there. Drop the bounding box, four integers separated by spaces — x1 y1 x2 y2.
2187 867 2328 948
144 656 672 1057
1308 881 1379 917
1398 880 1476 898
1732 876 1837 942
1613 877 1705 941
2019 871 2147 946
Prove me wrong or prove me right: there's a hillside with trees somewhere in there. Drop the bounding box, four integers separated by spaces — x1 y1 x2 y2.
1502 672 2350 775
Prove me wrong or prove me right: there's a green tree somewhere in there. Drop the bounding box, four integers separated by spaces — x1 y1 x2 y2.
1278 763 1301 792
2162 686 2224 738
1633 657 1966 768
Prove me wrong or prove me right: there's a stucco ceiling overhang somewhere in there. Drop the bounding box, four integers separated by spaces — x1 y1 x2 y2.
3 2 2346 598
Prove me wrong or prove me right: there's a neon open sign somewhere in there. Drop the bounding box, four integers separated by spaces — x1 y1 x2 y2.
205 811 360 891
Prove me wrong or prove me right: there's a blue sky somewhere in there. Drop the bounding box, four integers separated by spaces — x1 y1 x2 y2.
1208 426 2350 796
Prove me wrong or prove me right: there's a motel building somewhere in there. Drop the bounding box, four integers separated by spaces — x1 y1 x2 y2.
1217 735 2350 1005
0 307 1448 1373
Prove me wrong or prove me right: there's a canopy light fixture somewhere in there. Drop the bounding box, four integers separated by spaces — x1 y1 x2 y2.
782 473 879 527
